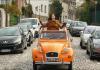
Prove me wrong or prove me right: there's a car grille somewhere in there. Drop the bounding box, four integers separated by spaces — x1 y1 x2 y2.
46 52 58 57
0 44 15 49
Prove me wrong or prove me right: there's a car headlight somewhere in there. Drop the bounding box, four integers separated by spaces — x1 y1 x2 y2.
13 37 21 44
62 48 71 54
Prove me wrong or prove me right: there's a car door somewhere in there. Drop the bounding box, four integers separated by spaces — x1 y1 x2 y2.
88 32 95 52
19 27 26 47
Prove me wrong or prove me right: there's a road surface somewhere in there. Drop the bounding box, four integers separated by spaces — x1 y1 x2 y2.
0 37 100 70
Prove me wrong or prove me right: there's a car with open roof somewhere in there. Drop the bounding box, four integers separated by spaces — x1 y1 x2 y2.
32 30 73 70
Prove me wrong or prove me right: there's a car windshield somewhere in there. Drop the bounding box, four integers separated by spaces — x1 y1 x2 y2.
94 30 100 39
20 19 37 25
84 27 95 34
41 32 66 39
74 22 87 27
0 27 20 36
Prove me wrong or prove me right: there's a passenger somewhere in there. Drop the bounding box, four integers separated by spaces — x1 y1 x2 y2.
46 14 61 30
40 14 66 30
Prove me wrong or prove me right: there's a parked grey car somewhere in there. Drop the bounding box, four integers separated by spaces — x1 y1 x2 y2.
80 26 96 49
66 20 74 30
0 27 27 53
87 27 100 60
18 22 33 46
69 21 87 36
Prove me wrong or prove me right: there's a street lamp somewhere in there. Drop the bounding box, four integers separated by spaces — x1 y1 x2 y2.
95 0 97 24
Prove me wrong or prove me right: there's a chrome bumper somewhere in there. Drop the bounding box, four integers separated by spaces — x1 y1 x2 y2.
35 61 70 65
34 56 71 65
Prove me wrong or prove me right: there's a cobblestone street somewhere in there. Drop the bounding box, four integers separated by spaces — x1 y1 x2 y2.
0 37 100 70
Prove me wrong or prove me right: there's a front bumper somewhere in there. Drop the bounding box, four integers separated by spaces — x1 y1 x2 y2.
34 57 72 65
35 61 71 65
0 43 22 50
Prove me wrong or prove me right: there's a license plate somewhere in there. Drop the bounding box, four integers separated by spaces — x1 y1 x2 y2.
47 58 58 62
1 49 11 52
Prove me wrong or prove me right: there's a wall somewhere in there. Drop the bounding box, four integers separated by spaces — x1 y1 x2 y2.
29 0 49 21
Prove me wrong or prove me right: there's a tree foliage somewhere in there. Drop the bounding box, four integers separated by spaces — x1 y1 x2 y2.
21 4 33 18
0 1 20 25
50 0 63 20
77 0 100 25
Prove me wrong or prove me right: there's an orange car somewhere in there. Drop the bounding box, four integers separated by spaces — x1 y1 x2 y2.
32 30 73 70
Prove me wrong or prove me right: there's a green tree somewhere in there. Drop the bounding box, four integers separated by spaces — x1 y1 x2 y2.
77 0 93 24
50 0 63 20
77 0 100 25
0 1 20 26
21 4 33 18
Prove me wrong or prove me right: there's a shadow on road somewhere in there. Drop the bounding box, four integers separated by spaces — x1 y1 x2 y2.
38 65 68 70
0 51 23 55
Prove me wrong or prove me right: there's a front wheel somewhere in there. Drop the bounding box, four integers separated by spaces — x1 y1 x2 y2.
89 50 94 60
68 62 72 70
86 49 89 55
33 61 37 70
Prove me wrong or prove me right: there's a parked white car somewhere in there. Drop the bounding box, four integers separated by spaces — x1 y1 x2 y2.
20 18 41 38
80 26 96 49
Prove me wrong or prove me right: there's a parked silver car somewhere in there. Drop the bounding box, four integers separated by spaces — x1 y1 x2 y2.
69 21 87 36
80 26 96 49
86 27 100 60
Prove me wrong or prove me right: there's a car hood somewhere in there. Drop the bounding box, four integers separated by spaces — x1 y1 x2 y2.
93 39 100 44
40 40 68 53
0 36 19 41
73 27 85 30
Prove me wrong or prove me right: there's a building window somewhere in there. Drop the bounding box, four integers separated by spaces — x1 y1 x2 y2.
35 6 38 12
44 5 47 13
1 0 6 4
41 4 43 12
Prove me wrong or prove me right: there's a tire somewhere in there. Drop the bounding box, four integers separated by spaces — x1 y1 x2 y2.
24 46 27 50
12 49 23 54
89 50 94 60
24 41 27 50
28 42 31 46
18 50 23 53
68 62 72 70
80 40 82 47
33 61 37 70
80 40 85 49
28 37 31 47
86 49 89 55
18 43 24 53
